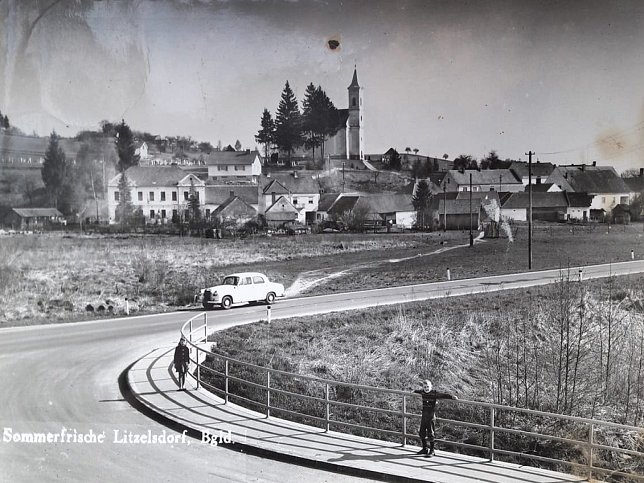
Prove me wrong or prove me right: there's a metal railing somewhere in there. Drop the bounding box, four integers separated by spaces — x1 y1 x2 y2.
180 312 644 482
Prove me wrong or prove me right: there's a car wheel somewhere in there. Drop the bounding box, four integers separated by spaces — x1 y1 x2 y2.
221 296 233 310
265 292 276 304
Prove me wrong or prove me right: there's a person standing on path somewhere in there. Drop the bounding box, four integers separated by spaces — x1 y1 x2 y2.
174 337 190 390
414 379 457 456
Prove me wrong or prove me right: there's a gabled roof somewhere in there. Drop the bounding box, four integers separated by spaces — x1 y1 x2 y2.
318 193 342 211
553 165 631 194
359 194 414 214
437 199 481 215
527 183 557 192
509 161 555 178
624 175 644 193
265 196 300 221
564 192 594 208
327 195 360 215
116 166 187 187
448 169 521 186
501 192 569 209
205 150 260 166
260 173 320 195
11 208 63 218
204 185 258 205
211 196 257 217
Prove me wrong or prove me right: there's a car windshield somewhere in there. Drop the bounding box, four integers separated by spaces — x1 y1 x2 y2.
223 276 239 286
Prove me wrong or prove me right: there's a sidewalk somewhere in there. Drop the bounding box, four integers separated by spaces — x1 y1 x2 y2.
127 346 586 483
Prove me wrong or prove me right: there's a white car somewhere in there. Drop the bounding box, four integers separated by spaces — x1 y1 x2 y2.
199 272 285 310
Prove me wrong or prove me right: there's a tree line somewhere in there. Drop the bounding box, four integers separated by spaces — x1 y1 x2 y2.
0 108 10 129
255 81 341 167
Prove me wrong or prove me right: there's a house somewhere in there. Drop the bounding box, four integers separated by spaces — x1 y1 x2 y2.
3 208 65 230
316 193 343 223
326 195 360 218
210 196 258 226
205 150 262 182
107 166 205 224
509 161 555 186
264 196 304 226
433 198 481 230
135 142 150 160
203 185 259 220
358 194 416 229
624 168 644 197
259 172 320 224
546 164 631 218
499 191 592 222
441 169 523 193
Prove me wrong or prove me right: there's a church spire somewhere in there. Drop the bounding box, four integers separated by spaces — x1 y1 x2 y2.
348 65 360 89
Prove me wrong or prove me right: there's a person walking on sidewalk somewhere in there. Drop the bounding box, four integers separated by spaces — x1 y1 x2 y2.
414 379 457 457
174 337 190 390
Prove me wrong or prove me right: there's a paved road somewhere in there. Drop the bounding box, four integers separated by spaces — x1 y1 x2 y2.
1 260 642 482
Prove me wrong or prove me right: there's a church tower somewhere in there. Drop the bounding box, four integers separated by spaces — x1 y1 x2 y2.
346 67 363 160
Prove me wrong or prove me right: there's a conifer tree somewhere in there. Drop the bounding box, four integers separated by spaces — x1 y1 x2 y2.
41 131 68 207
255 108 276 164
274 81 303 166
115 119 139 172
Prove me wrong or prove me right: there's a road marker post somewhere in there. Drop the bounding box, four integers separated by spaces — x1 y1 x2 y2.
267 305 272 324
125 297 129 315
447 268 451 281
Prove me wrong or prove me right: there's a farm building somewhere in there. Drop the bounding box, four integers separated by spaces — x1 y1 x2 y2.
3 208 64 230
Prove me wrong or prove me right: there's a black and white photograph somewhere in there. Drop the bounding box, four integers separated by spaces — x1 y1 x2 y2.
1 1 643 481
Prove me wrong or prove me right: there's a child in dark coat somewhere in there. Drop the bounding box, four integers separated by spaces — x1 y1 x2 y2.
414 379 457 456
174 337 190 390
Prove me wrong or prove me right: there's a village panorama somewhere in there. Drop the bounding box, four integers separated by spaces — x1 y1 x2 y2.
1 68 643 482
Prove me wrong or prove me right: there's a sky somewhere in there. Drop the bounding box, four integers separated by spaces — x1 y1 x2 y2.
2 0 644 173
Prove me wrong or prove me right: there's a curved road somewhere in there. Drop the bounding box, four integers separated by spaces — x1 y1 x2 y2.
1 260 642 482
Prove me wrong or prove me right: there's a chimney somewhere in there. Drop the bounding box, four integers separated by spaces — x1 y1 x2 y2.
592 161 596 167
229 190 235 198
246 149 250 154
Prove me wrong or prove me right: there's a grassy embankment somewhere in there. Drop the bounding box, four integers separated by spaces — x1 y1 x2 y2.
203 274 644 480
0 222 642 327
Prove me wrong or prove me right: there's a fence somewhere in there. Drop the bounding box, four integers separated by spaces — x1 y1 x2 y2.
181 312 644 481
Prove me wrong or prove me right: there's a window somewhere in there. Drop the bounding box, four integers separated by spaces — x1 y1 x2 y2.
308 198 313 204
253 276 265 284
172 209 178 219
138 192 143 201
150 210 155 218
234 165 244 171
217 165 228 171
352 97 356 107
293 198 298 205
114 191 120 201
205 209 211 218
161 191 166 201
195 192 199 200
172 192 177 201
161 210 166 218
184 192 189 201
149 191 155 201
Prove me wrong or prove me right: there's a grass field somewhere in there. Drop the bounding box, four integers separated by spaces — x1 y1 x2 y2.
1 222 642 326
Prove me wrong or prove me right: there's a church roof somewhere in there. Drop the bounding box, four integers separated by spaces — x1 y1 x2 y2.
348 68 360 89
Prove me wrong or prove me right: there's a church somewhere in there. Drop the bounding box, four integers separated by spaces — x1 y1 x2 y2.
323 67 364 161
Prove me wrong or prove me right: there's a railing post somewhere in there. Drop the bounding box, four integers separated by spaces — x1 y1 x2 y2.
203 312 207 342
195 346 200 389
588 423 594 480
402 395 407 447
325 383 330 432
224 360 229 404
189 318 193 343
489 406 495 461
266 370 271 418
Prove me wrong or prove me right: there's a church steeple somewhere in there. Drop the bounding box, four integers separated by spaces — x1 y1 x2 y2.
348 66 360 89
346 66 363 160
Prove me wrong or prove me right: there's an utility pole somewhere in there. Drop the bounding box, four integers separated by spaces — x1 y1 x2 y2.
526 150 534 269
443 182 447 232
342 161 345 193
469 172 473 247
